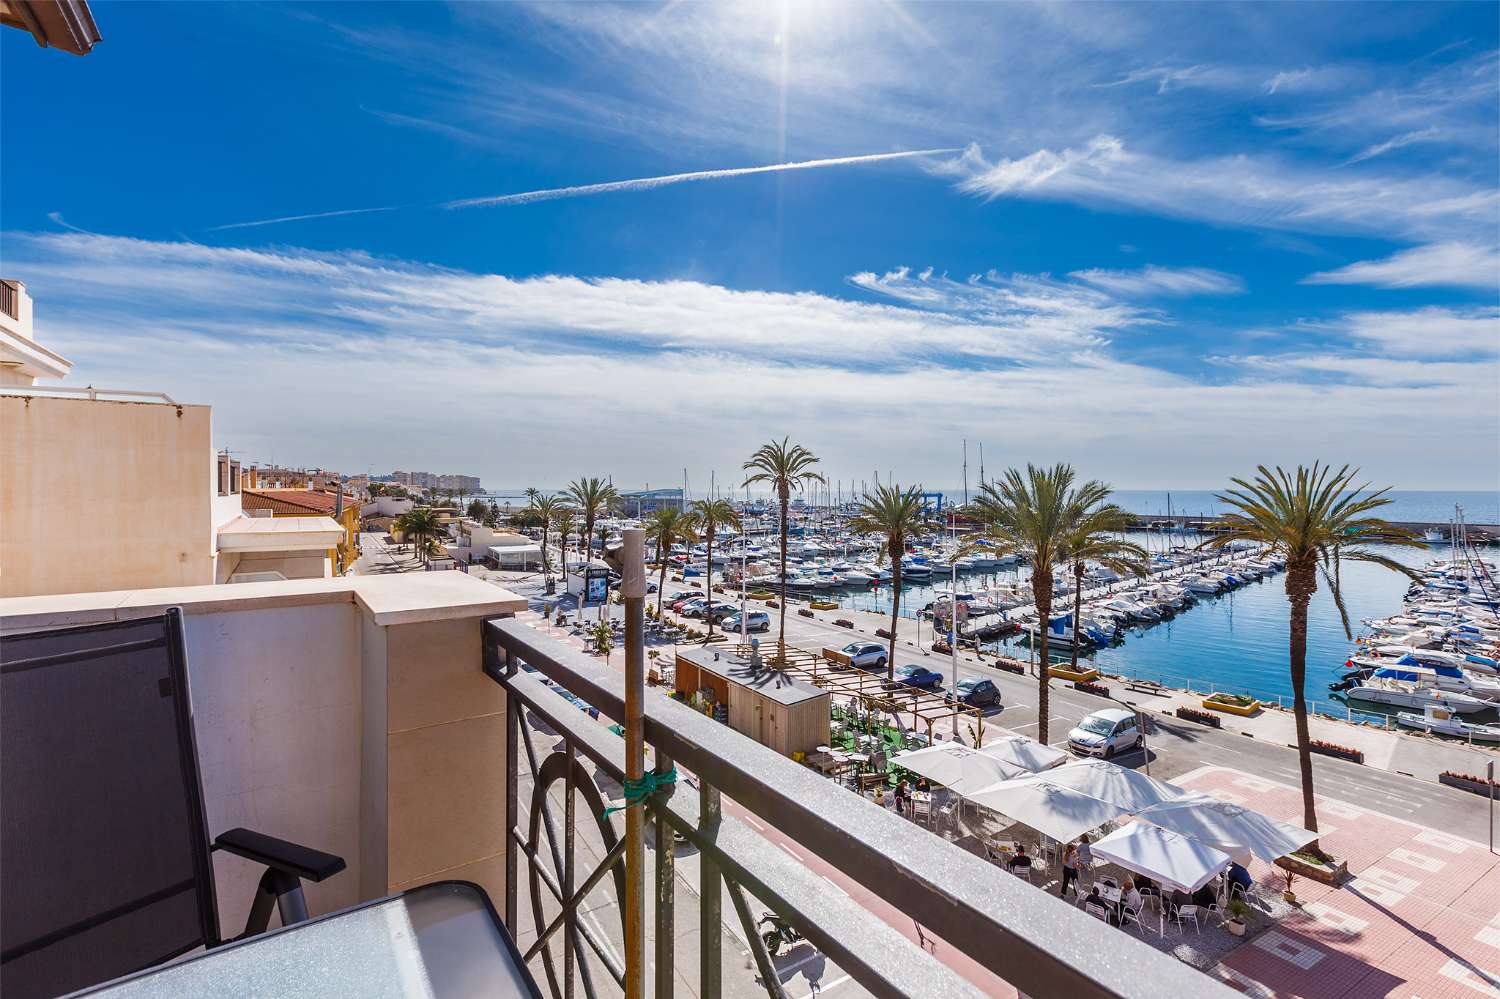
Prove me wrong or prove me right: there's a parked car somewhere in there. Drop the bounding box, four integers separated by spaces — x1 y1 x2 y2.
1067 707 1143 759
668 590 699 604
722 611 771 633
945 677 1001 707
838 641 888 672
705 603 741 623
678 599 711 618
672 596 703 612
884 664 944 691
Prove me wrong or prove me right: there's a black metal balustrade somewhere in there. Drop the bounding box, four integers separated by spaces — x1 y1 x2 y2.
483 529 1236 999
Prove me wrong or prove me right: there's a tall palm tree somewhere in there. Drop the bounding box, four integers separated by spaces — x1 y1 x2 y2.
849 484 929 680
1201 464 1421 846
531 494 564 584
566 478 618 624
1061 506 1150 672
554 507 577 597
742 438 826 650
969 464 1113 743
646 507 699 616
691 498 743 640
394 508 444 566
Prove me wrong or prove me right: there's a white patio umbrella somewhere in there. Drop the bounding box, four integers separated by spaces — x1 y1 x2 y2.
964 779 1130 844
890 743 1029 793
1031 758 1190 812
1136 793 1318 866
976 735 1069 773
1090 822 1233 894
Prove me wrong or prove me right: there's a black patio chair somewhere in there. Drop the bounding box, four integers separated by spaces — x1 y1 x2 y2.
1 608 346 999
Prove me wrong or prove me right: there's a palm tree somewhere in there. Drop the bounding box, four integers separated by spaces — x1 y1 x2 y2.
742 438 826 651
531 494 564 584
1061 505 1149 672
1201 464 1421 846
646 507 699 616
849 484 929 680
555 507 577 597
691 498 743 641
565 477 619 570
394 508 444 567
969 464 1114 743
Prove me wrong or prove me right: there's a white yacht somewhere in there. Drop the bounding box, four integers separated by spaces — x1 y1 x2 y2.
1344 667 1492 714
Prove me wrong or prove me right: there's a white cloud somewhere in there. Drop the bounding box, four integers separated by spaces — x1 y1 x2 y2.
952 136 1498 245
1303 243 1500 291
1347 127 1444 164
1264 68 1314 94
1069 266 1244 297
1337 307 1500 358
5 231 1494 490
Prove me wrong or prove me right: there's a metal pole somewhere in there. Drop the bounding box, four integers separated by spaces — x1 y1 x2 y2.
1489 760 1494 855
621 528 647 999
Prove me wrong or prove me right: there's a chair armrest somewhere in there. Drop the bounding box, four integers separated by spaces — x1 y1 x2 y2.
213 827 346 882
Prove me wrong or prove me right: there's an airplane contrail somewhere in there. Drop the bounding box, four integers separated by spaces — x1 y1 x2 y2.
208 148 960 232
439 148 962 209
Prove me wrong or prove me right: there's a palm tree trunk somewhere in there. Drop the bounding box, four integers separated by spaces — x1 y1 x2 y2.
542 523 550 586
777 488 789 654
1287 560 1321 848
705 527 716 641
887 543 902 682
1070 562 1084 672
1034 566 1053 744
657 547 667 619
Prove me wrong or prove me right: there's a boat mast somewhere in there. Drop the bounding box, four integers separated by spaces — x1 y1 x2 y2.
963 438 969 507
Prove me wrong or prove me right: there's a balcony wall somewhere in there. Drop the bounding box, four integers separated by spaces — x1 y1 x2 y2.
0 572 525 933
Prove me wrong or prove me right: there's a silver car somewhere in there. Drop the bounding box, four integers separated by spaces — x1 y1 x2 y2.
1067 708 1143 759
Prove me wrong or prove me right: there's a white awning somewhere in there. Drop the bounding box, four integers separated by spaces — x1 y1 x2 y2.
976 736 1069 773
1024 759 1189 812
1136 793 1318 865
1090 822 1232 893
964 779 1130 843
890 743 1028 793
488 544 542 561
217 515 344 552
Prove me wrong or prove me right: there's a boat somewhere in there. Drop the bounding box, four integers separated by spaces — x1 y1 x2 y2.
1396 705 1500 742
1341 668 1492 714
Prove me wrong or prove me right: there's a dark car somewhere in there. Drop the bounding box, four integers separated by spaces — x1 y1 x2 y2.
946 677 1001 707
884 664 944 691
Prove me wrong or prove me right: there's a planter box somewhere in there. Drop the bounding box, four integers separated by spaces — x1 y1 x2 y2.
1203 694 1261 717
834 619 855 629
1074 680 1112 698
993 658 1027 675
1440 772 1500 797
798 608 815 618
1175 706 1222 729
810 600 839 611
876 628 894 640
1309 742 1364 764
1275 854 1348 887
1048 665 1100 683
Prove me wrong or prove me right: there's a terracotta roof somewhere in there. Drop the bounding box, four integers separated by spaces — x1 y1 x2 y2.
242 489 361 516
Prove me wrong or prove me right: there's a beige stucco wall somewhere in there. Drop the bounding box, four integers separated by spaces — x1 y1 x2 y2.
0 573 524 933
0 394 215 597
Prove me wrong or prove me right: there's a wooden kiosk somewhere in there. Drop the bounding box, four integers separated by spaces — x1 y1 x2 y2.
674 645 830 757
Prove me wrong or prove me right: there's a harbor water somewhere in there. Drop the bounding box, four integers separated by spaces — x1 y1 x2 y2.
820 532 1486 722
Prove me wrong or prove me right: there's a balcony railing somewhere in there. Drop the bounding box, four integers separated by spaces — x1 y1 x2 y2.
1 281 17 321
484 614 1235 999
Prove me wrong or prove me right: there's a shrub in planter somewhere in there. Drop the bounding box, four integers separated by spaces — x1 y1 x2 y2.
798 608 815 618
875 628 893 640
1175 706 1222 728
766 599 779 608
931 638 952 655
1225 898 1250 936
834 619 855 629
1309 739 1363 764
1439 771 1500 796
994 659 1025 675
1074 680 1112 697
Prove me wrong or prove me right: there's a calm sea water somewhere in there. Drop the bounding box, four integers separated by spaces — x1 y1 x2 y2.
822 531 1495 721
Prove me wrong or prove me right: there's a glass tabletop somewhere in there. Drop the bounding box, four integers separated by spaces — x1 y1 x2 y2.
74 882 540 999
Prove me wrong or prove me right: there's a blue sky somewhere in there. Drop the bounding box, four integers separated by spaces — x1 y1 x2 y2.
3 1 1497 491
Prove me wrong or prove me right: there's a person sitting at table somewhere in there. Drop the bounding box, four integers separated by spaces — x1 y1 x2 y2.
1227 862 1253 896
1121 879 1143 916
1006 844 1033 875
915 777 931 795
1191 882 1217 909
1166 888 1190 917
893 779 911 817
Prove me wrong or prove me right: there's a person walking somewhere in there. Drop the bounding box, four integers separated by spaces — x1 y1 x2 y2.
1060 842 1080 897
893 779 911 818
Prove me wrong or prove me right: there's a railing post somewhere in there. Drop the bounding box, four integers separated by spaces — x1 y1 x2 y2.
654 752 676 999
504 645 519 932
699 781 722 999
622 528 647 999
564 742 577 999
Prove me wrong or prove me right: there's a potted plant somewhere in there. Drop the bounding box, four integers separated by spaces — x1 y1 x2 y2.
1225 897 1249 936
1281 869 1299 905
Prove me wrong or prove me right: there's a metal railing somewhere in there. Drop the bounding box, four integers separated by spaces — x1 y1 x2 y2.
484 618 1236 999
0 281 18 321
0 384 179 404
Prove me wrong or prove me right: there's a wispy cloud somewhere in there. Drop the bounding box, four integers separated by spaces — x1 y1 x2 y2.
950 137 1499 244
1069 266 1244 297
1304 243 1500 291
1263 68 1314 94
1347 127 1444 164
1095 64 1225 95
209 148 958 231
7 231 1494 487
